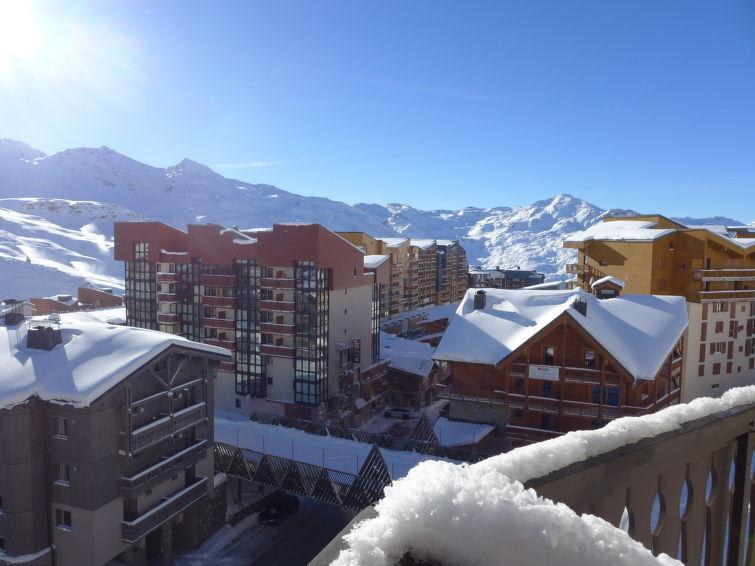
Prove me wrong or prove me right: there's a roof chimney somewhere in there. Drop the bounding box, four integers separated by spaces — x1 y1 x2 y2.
573 296 588 317
26 324 63 351
474 290 487 310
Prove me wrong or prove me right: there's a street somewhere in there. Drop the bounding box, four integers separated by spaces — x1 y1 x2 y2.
175 497 355 566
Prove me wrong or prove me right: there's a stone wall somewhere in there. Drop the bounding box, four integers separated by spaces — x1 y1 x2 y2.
448 399 508 428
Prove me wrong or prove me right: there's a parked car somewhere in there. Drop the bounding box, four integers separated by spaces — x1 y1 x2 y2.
389 420 411 437
384 407 415 420
258 493 300 525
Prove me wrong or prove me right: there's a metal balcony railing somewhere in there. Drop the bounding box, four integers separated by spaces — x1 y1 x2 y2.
121 477 208 543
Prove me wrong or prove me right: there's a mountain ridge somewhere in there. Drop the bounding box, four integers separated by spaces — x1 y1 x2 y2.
0 139 745 298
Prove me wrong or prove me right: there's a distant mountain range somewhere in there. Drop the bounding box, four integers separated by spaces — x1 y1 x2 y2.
0 138 747 299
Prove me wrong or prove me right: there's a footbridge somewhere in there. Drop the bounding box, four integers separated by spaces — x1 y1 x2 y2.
213 414 459 510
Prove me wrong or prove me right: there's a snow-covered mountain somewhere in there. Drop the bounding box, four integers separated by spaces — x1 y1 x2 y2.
0 139 744 299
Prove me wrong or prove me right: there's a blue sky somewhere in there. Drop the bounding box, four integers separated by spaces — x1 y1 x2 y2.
1 0 754 219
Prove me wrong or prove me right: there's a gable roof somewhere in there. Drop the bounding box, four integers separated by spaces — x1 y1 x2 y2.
0 312 231 410
564 220 676 243
433 288 688 380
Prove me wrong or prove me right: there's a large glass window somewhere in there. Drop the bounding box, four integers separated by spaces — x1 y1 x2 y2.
234 260 265 397
294 261 329 405
125 242 157 329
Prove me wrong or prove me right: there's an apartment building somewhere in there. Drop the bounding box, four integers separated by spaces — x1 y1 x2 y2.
434 288 687 445
468 267 545 289
29 286 123 316
114 222 380 419
0 311 230 566
336 232 468 315
563 215 755 400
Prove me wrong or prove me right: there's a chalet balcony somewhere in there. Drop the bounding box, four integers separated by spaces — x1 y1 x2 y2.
260 299 295 312
260 344 295 358
121 439 208 496
200 273 237 286
565 263 607 280
203 317 235 329
260 277 295 289
260 322 295 335
202 295 236 308
157 272 182 283
121 477 207 543
699 289 755 303
700 269 755 282
130 401 207 453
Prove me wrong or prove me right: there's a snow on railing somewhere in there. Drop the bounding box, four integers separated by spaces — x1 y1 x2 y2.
317 386 755 566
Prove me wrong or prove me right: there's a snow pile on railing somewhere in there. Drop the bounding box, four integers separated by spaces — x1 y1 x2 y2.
332 386 755 566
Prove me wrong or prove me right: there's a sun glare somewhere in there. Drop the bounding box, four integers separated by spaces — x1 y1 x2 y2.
0 1 44 71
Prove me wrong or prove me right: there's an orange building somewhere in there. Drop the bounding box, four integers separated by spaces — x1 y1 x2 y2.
563 216 755 400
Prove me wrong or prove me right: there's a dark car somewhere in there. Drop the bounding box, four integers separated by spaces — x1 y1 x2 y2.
389 420 411 437
258 493 300 525
384 407 415 420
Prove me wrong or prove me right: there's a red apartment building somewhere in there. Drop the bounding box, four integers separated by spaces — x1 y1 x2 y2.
114 222 381 419
434 288 688 444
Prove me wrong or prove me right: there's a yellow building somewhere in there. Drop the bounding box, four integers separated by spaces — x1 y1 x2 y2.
563 215 755 400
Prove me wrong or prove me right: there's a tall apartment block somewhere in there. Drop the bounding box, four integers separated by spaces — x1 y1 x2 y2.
336 233 468 315
114 222 381 419
0 311 230 565
564 215 755 400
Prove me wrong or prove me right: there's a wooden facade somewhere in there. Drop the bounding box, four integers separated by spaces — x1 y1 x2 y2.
448 312 683 442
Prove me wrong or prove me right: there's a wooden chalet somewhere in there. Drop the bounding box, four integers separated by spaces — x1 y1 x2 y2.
434 288 688 445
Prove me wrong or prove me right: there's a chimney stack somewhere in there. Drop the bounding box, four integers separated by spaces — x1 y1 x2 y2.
474 290 487 310
573 297 588 317
26 324 63 351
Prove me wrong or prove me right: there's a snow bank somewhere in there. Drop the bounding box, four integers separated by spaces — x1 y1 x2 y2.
333 387 755 566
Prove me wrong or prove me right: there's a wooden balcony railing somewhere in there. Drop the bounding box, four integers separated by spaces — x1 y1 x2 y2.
699 289 755 303
121 440 207 495
130 402 207 453
121 477 207 543
701 269 755 282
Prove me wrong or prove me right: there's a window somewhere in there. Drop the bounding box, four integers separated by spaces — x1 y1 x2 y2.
542 382 553 398
584 350 596 369
713 302 727 313
0 496 3 512
54 463 70 486
0 537 4 550
267 376 273 386
713 363 721 376
543 346 555 365
52 416 68 438
55 508 72 530
729 321 738 339
235 398 241 408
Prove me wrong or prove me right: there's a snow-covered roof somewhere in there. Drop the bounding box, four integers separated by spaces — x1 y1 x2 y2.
332 386 755 566
75 306 127 325
591 275 625 289
409 239 435 250
435 239 456 247
434 288 688 380
564 220 676 243
381 332 434 378
214 412 455 480
160 248 188 256
384 301 459 325
364 254 390 269
0 313 230 410
433 417 494 448
377 237 409 248
522 280 564 290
